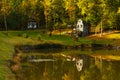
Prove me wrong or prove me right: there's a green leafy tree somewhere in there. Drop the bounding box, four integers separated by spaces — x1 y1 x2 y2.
104 0 120 30
43 0 52 30
63 0 77 25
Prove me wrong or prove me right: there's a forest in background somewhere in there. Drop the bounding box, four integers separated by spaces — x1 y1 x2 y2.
0 0 120 31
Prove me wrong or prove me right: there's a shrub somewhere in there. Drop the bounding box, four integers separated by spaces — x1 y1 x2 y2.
17 34 22 37
22 33 29 38
37 34 41 41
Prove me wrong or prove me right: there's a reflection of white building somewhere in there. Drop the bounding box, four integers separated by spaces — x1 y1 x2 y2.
76 59 83 72
61 54 84 72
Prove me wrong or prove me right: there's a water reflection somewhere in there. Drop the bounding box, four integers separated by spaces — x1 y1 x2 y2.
13 52 120 80
76 59 83 72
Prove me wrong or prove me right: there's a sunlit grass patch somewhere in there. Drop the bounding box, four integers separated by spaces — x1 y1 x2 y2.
106 34 120 39
107 55 120 60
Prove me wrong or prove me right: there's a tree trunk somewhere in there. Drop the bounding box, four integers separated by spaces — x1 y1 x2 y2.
4 0 7 31
4 12 7 31
45 16 48 32
100 18 103 37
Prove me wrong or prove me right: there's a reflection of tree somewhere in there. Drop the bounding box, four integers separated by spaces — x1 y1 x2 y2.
113 61 120 80
18 54 120 80
80 65 101 80
61 60 82 80
62 74 71 80
102 61 120 80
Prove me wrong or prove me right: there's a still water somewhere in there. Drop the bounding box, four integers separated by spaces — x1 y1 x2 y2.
14 50 120 80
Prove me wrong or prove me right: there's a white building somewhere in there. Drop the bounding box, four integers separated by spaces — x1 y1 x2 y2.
76 19 84 32
75 19 91 36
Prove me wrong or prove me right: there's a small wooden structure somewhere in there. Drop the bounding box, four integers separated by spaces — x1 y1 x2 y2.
27 19 38 29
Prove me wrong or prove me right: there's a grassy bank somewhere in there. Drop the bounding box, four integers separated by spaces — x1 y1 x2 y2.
0 31 42 80
0 30 120 80
0 32 15 80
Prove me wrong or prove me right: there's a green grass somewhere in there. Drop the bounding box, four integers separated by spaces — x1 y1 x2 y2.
0 32 15 80
5 30 115 45
4 30 93 45
40 34 93 45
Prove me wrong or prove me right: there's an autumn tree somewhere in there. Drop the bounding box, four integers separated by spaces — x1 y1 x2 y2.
0 0 12 30
63 0 77 25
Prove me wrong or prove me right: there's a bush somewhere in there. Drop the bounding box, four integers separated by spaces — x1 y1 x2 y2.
22 33 29 38
37 34 41 41
17 34 22 37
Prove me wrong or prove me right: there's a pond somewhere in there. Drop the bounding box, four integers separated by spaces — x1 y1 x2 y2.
11 50 120 80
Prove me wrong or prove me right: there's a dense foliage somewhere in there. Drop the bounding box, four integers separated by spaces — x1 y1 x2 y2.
0 0 120 30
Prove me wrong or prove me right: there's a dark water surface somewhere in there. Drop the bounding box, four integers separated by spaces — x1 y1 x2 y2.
14 50 120 80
